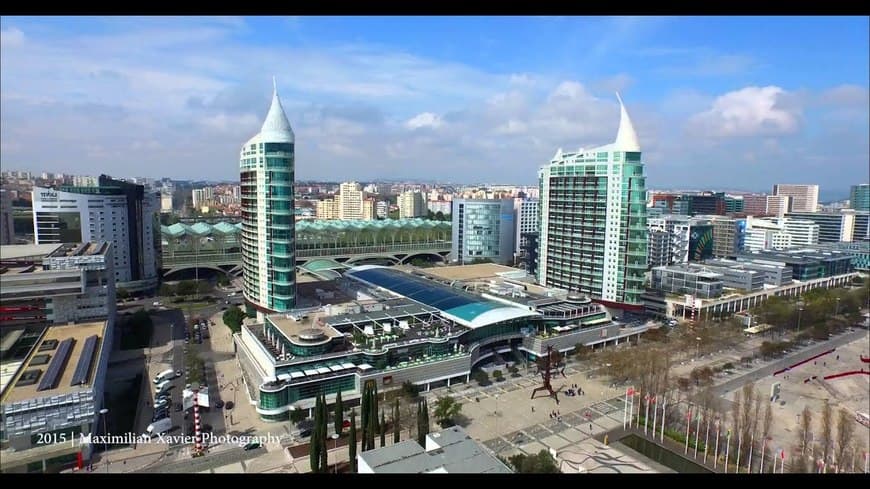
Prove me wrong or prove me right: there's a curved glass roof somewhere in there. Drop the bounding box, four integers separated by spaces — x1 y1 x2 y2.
345 265 539 329
161 218 449 237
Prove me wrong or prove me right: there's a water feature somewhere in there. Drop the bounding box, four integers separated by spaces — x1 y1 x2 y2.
618 434 712 473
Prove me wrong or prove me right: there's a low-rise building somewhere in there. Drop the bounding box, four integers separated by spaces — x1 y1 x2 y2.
0 242 116 327
358 426 512 473
0 320 113 473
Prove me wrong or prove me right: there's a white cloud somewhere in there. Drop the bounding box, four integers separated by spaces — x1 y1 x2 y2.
688 86 801 138
0 27 25 47
405 112 443 130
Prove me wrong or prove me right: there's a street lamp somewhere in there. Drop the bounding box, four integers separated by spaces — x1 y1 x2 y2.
835 297 841 316
695 337 702 359
331 433 340 474
795 302 805 334
99 408 109 473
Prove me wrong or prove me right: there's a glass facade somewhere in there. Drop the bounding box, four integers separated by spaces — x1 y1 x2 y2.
538 153 647 304
240 91 296 314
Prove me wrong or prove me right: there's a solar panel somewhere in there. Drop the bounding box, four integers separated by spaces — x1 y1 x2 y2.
70 335 99 386
37 338 74 391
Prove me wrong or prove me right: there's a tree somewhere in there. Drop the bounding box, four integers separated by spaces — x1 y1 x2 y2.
159 283 175 297
367 383 379 450
116 287 130 300
433 396 463 428
820 400 833 463
380 409 386 447
507 450 560 473
217 275 230 287
290 408 306 424
835 408 855 473
361 382 371 452
435 211 445 221
222 306 246 333
176 280 197 297
308 396 323 473
402 380 420 399
416 399 430 446
334 391 344 436
349 409 358 473
393 399 401 443
472 370 490 386
319 394 328 472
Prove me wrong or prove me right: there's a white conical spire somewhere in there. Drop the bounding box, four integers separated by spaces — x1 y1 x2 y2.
259 76 295 143
614 92 640 152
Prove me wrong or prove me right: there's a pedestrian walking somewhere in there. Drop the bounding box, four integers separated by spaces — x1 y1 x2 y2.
531 406 535 412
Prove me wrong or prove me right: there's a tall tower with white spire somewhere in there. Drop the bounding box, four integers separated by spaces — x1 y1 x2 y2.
240 79 296 317
537 94 648 307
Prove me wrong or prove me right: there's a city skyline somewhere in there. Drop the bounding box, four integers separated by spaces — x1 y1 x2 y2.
1 16 868 194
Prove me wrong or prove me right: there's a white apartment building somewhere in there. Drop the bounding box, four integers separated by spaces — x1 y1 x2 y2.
316 198 340 220
744 217 819 251
338 182 365 220
765 195 791 218
773 184 819 213
513 198 539 256
399 190 425 218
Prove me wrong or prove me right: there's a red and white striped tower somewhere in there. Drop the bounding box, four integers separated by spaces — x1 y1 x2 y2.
193 389 203 455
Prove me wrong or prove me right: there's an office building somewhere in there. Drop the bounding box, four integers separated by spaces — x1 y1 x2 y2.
358 426 512 473
645 250 855 320
427 200 452 215
742 194 768 216
338 182 365 220
1 189 14 245
0 242 116 327
32 176 159 291
71 175 98 188
782 219 820 247
676 192 726 216
785 210 865 243
724 195 744 214
513 198 539 259
773 184 819 213
451 199 515 265
399 191 425 218
538 95 647 307
849 184 869 212
765 195 791 218
651 265 724 299
240 80 296 317
0 320 113 473
710 217 746 258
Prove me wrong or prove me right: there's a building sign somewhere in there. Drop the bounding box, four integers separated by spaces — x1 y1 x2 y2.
39 190 59 201
689 224 714 261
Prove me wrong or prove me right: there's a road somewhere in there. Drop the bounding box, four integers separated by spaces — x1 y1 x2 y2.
711 328 868 397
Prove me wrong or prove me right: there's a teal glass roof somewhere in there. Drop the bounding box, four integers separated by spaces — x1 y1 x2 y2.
161 218 448 237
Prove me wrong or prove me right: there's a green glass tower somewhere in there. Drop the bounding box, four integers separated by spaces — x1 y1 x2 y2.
240 79 296 317
537 94 647 306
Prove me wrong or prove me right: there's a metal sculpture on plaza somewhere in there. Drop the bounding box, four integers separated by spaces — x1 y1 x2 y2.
531 345 566 403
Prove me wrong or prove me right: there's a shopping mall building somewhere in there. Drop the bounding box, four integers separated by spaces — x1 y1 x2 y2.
234 265 650 421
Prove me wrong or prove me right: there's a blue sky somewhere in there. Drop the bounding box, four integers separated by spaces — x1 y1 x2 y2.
1 16 867 198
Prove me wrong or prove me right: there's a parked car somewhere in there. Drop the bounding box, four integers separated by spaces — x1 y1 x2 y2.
214 400 224 409
243 441 262 451
224 401 234 410
174 403 183 412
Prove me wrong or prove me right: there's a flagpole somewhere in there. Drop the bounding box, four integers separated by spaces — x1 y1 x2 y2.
651 396 658 439
704 414 711 464
694 410 702 459
781 451 785 474
714 423 720 469
623 388 629 429
747 431 754 473
636 391 641 429
685 406 692 455
772 452 777 474
644 395 650 435
736 434 742 473
759 438 766 474
660 397 667 443
628 390 634 430
724 430 731 473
